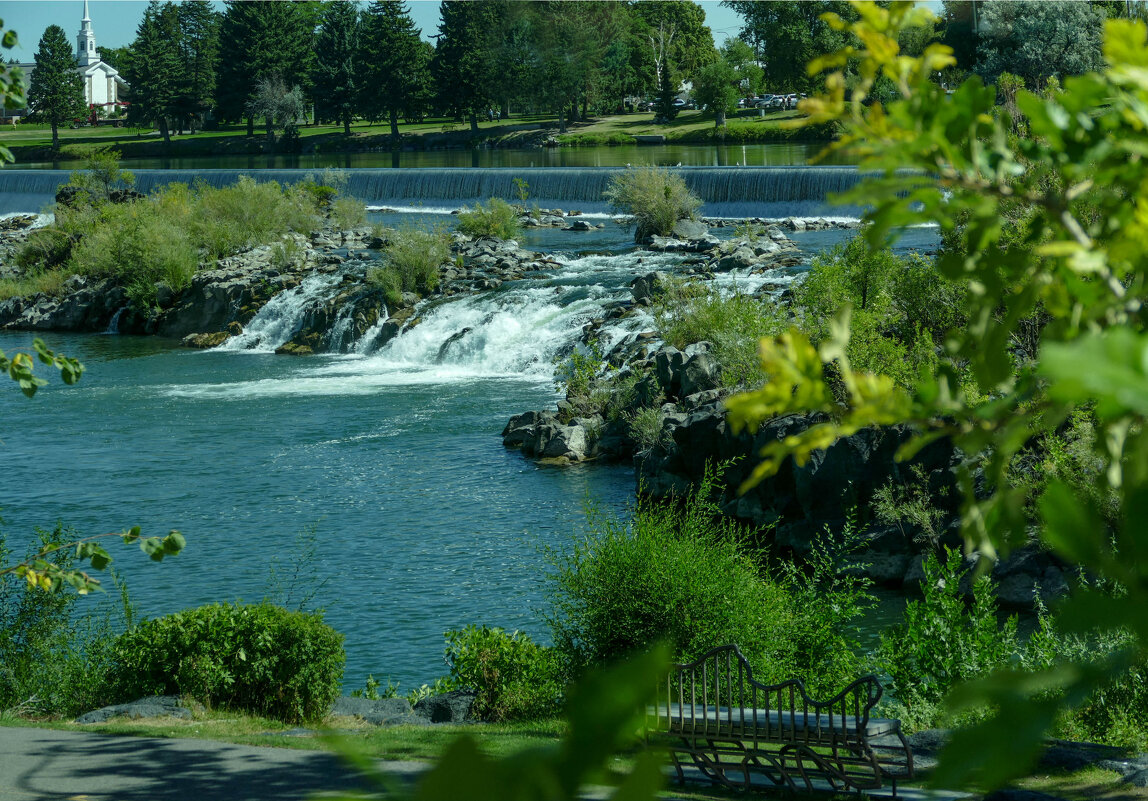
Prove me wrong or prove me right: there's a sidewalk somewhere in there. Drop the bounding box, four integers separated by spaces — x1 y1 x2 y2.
0 726 425 801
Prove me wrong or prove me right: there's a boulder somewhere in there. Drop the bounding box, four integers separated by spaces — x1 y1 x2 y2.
630 271 669 304
715 246 757 272
654 347 687 397
330 696 414 726
679 352 721 397
76 695 190 724
672 219 709 241
181 331 232 349
413 690 475 724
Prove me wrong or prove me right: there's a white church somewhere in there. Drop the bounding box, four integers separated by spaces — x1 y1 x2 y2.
12 1 128 121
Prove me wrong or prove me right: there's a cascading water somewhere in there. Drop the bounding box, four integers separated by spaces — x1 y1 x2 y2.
216 272 342 353
0 167 872 218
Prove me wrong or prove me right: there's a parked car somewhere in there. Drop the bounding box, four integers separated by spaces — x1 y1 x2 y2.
672 98 687 108
753 95 776 109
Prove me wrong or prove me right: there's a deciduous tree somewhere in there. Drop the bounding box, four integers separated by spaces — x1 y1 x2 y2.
723 1 854 93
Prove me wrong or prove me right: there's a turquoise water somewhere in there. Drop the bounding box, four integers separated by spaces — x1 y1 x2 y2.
0 331 635 689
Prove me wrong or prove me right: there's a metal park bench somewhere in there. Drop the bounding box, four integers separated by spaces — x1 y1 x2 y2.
647 644 914 796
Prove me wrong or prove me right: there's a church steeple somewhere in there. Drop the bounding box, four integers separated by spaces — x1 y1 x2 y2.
76 0 99 67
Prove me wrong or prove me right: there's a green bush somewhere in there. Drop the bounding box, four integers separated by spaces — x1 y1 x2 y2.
877 548 1018 728
457 198 522 240
548 470 794 682
379 224 451 296
330 195 367 230
603 164 702 242
15 228 74 274
108 602 344 723
190 176 320 259
653 281 788 388
366 265 403 309
0 526 129 718
69 199 198 309
443 624 562 721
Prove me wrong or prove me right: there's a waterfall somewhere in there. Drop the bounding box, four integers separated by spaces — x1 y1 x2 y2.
0 167 873 217
102 306 127 335
364 251 681 382
352 305 390 355
216 272 342 353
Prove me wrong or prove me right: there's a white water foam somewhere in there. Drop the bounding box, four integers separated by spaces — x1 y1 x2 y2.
215 272 342 353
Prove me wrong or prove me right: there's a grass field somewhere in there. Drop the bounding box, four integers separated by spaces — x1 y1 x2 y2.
0 108 824 162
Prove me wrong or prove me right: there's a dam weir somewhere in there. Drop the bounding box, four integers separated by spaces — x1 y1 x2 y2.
0 166 867 218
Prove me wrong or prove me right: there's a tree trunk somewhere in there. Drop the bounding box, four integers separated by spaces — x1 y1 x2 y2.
500 99 509 119
469 111 478 133
569 100 579 123
716 110 726 128
343 115 351 136
246 116 254 137
51 121 59 150
558 107 567 134
265 119 275 151
389 108 400 139
160 118 171 146
581 95 589 121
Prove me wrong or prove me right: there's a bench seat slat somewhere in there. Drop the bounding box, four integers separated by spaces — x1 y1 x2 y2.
652 702 904 738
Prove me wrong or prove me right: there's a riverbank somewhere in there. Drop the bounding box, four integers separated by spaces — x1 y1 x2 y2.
0 109 833 164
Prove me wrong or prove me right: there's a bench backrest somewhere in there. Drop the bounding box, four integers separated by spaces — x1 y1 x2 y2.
650 644 883 746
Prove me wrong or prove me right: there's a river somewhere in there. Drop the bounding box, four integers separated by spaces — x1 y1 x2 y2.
0 153 933 690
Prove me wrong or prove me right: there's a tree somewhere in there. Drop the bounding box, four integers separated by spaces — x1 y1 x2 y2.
1 19 24 164
975 1 1105 87
124 1 181 146
216 1 316 135
693 56 739 128
25 25 85 150
313 0 359 135
246 75 304 151
723 1 855 93
939 1 978 77
653 59 679 123
173 1 220 133
728 2 1148 791
432 0 501 133
360 1 431 138
631 1 717 86
721 37 763 97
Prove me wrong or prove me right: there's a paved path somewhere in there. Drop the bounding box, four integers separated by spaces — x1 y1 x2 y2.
0 727 426 801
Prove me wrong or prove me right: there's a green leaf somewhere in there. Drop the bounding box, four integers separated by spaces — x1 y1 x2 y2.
1038 480 1106 566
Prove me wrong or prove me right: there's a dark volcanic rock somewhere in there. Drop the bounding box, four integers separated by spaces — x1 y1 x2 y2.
412 690 475 724
76 695 190 724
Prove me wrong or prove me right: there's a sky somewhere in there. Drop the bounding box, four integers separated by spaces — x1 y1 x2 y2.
2 0 750 61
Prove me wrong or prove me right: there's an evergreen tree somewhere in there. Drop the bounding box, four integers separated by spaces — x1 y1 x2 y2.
313 0 359 135
433 0 501 133
125 1 181 146
174 1 220 133
217 1 317 135
654 60 679 123
26 24 85 150
359 1 430 138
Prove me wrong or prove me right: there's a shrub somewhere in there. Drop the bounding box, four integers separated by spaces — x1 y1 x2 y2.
381 224 450 296
108 602 344 723
366 265 403 309
603 164 701 242
330 195 367 230
877 548 1018 728
653 281 788 388
627 406 666 453
69 199 198 308
0 526 130 718
457 198 522 240
443 624 562 721
547 469 794 681
191 176 319 259
15 228 74 274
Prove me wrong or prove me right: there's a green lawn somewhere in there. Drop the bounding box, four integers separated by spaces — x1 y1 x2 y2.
0 108 825 161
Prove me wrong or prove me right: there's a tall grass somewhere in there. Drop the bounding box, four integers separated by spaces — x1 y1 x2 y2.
367 224 452 306
14 172 331 309
603 164 701 242
456 198 521 240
